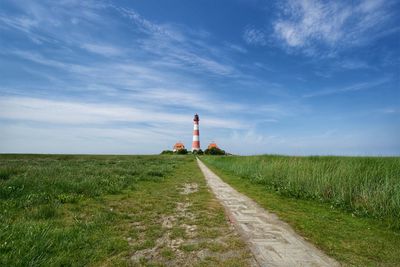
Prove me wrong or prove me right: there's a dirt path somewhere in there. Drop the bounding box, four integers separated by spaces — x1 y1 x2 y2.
197 158 339 267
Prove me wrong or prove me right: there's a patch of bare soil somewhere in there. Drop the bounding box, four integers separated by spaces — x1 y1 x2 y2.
130 199 196 265
180 183 198 195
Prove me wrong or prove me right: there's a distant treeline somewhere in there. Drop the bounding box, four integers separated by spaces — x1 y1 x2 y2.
161 146 226 155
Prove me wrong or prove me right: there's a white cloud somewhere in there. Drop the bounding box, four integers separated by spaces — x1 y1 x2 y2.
0 93 297 154
159 47 235 75
0 95 254 154
0 1 107 44
377 107 400 114
0 124 175 154
81 43 122 56
303 77 390 97
243 27 267 46
0 14 48 44
9 48 291 120
273 0 395 54
336 59 372 70
112 6 185 41
11 50 69 69
0 15 38 31
216 128 400 156
1 2 245 77
105 5 240 76
0 96 247 129
225 43 248 53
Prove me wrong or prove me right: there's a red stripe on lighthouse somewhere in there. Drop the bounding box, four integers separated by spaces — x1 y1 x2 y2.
192 141 200 147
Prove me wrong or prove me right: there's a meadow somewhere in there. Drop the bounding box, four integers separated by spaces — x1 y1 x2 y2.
202 155 400 228
0 154 251 266
3 153 400 266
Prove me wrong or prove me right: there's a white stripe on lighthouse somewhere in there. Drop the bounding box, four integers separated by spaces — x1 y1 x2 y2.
194 124 199 130
193 135 199 141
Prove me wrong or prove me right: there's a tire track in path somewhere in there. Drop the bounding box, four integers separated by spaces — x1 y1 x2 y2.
197 158 339 267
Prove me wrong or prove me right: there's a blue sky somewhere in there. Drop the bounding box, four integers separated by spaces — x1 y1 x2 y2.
0 0 399 155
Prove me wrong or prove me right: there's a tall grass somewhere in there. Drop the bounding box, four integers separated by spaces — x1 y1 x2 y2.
202 155 400 229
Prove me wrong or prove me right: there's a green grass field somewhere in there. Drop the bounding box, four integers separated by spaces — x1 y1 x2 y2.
202 155 400 266
202 155 400 228
2 154 400 266
0 155 251 266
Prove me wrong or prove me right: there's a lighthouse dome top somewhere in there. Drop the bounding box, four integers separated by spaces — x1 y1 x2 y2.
193 114 199 122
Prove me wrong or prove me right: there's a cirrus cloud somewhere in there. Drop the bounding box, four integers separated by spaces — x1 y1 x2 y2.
273 0 397 55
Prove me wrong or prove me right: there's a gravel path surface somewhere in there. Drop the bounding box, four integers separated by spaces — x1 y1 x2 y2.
197 158 339 267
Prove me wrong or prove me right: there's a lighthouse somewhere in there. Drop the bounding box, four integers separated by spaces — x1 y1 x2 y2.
192 114 200 152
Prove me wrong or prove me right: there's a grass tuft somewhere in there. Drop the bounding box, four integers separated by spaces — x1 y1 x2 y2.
0 166 20 180
34 204 59 220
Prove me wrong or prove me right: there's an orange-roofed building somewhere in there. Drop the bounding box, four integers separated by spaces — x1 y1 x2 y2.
207 142 219 149
173 142 186 152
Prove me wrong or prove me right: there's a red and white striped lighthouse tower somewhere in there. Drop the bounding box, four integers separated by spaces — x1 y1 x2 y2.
192 114 200 152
